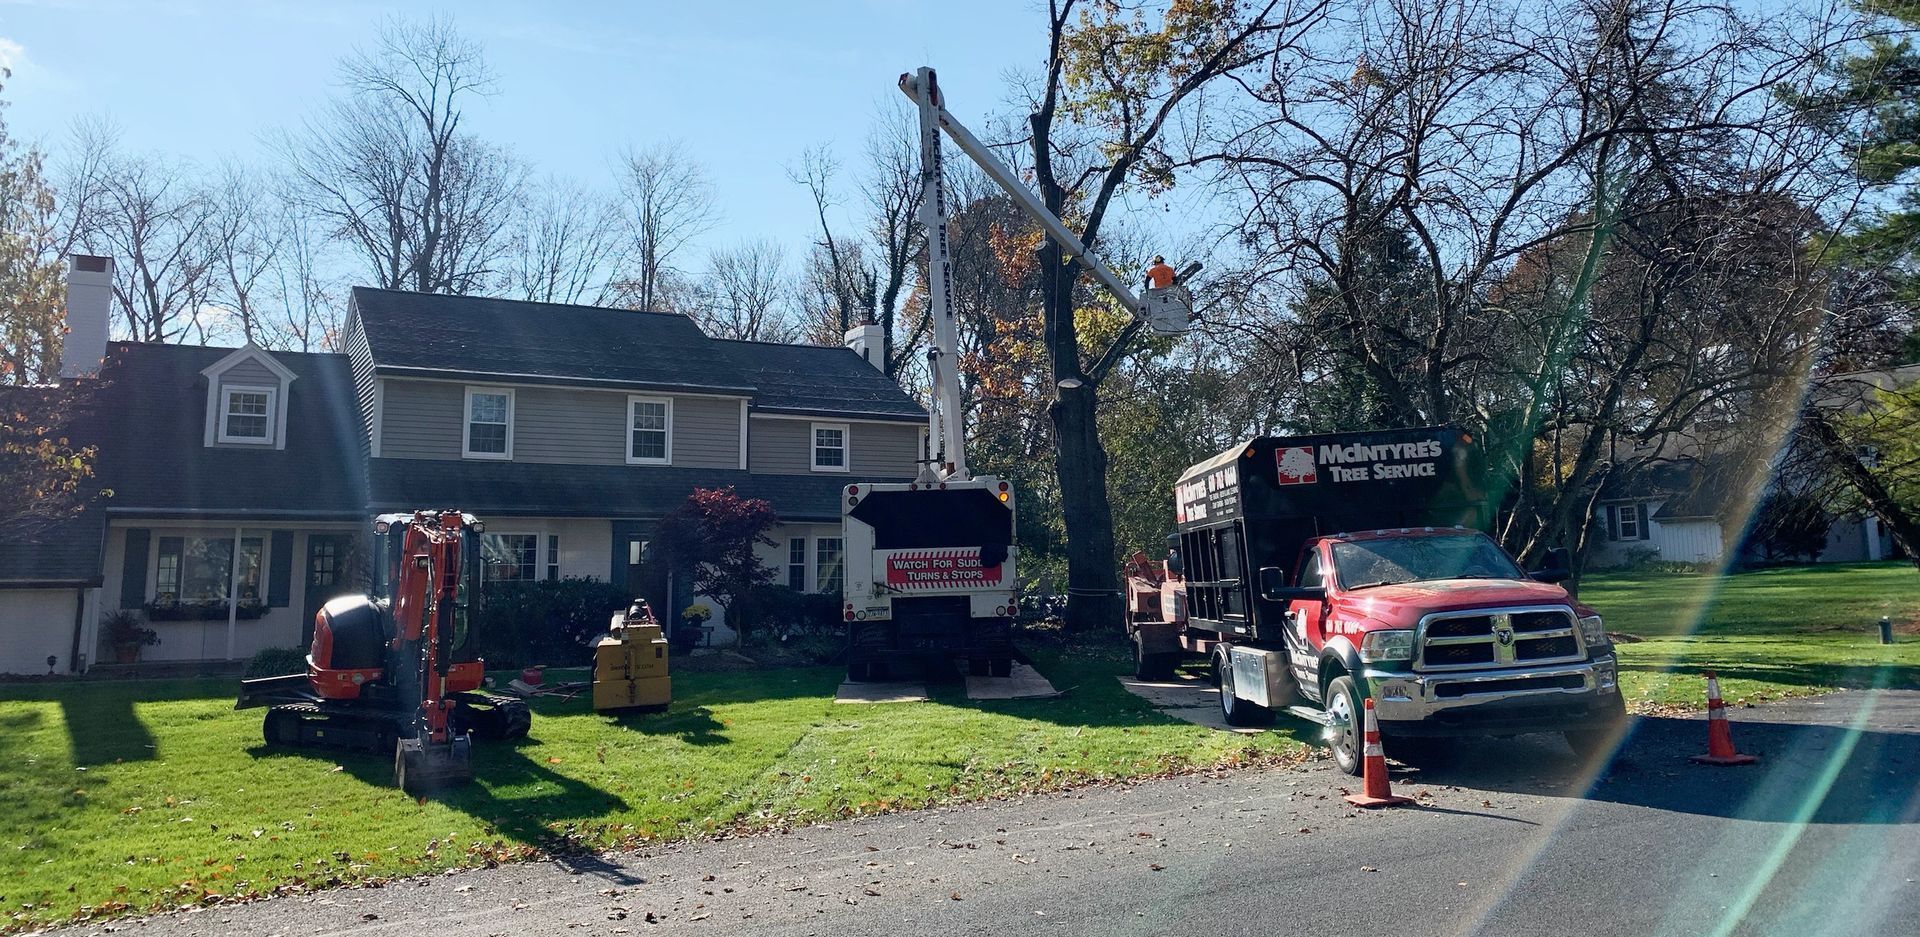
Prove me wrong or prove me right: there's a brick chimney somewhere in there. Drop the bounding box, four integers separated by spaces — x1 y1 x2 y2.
844 323 884 370
60 254 113 380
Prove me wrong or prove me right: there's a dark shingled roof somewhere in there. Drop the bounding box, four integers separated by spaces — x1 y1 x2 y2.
352 287 753 395
719 340 926 420
369 458 890 523
94 343 368 519
351 287 925 420
1602 458 1733 520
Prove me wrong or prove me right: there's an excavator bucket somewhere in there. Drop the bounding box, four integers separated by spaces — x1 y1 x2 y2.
394 729 473 796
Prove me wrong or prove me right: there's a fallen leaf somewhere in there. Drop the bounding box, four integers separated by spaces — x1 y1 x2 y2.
1149 864 1165 872
1361 866 1378 873
950 891 963 901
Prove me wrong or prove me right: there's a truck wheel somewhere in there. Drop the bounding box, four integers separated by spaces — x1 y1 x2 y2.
1324 675 1364 776
1214 647 1270 727
1133 634 1175 681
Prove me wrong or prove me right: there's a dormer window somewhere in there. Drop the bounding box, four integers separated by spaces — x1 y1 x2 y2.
219 386 276 444
200 344 297 450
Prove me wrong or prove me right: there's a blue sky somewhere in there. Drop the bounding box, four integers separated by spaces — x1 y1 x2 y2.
0 0 1051 266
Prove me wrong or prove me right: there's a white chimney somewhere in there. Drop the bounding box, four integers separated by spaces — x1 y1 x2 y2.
844 323 884 370
60 254 113 380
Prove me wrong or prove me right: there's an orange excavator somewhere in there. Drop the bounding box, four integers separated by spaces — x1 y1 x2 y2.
238 511 530 793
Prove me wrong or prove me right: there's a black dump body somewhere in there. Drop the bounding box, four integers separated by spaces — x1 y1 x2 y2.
1174 426 1490 638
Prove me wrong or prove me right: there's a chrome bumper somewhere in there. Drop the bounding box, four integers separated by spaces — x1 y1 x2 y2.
1363 654 1618 723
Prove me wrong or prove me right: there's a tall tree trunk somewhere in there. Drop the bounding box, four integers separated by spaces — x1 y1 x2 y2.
1038 240 1121 630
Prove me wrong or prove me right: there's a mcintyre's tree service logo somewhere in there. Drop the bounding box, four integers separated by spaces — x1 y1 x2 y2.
1275 446 1318 485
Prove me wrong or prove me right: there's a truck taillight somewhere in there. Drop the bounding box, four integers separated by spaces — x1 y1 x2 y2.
997 481 1008 492
847 485 859 495
844 603 856 622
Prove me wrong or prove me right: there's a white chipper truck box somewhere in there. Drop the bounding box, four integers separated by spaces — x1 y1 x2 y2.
841 479 1018 680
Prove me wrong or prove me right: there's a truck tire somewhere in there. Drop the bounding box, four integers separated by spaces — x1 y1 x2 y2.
1133 633 1176 681
1213 647 1270 727
1324 674 1365 776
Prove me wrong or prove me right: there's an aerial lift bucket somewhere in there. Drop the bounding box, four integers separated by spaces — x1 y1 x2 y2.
1142 285 1195 335
394 727 474 795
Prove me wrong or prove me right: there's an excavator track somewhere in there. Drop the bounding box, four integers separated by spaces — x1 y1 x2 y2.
262 701 404 753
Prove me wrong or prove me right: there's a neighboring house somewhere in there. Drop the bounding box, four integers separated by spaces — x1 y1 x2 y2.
1589 459 1731 567
1589 363 1919 568
0 267 926 674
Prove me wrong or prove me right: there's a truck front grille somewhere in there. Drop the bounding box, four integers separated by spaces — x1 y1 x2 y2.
1416 606 1584 672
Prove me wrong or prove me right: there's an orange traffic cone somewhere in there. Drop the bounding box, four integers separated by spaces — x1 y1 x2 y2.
1344 698 1414 808
1689 670 1757 766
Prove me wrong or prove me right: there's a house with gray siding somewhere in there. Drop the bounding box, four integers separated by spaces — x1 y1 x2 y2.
0 281 926 673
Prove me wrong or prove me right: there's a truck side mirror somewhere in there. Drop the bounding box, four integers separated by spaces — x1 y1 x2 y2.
1530 546 1572 584
1258 568 1325 602
1165 549 1183 577
1258 566 1286 599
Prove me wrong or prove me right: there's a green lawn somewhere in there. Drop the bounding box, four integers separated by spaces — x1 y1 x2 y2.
5 561 1915 931
0 648 1306 932
1582 562 1920 709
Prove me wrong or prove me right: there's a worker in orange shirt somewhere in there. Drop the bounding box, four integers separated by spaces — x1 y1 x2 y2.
1144 255 1177 291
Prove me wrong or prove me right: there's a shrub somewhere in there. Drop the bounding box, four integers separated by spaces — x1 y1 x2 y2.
244 646 307 677
474 577 631 668
741 584 842 641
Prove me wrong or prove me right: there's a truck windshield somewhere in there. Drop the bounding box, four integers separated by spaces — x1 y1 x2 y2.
1330 534 1523 590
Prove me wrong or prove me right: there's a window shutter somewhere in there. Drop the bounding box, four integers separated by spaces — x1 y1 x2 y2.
268 530 295 607
1636 503 1651 541
120 529 150 608
1605 507 1619 541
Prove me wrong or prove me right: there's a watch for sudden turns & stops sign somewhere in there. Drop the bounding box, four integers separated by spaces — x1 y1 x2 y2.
884 549 1005 590
1278 436 1445 486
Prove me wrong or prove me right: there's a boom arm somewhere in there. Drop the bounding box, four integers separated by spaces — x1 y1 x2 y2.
898 69 1193 344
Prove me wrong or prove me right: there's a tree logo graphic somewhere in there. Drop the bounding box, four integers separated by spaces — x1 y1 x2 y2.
1275 446 1318 485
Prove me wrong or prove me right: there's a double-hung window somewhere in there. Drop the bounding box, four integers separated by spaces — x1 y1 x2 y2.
218 386 275 444
628 396 672 464
787 537 808 591
1614 504 1642 541
816 537 844 594
464 387 513 459
547 534 561 581
812 423 848 472
481 533 539 583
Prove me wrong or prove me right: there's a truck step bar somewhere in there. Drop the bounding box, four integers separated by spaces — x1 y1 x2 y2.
1283 705 1332 727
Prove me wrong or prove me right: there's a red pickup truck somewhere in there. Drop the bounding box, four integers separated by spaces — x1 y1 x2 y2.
1125 427 1625 774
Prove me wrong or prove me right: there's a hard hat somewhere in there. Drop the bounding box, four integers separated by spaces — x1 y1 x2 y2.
1152 255 1165 264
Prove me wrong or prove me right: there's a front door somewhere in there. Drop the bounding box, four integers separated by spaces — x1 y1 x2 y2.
301 534 353 646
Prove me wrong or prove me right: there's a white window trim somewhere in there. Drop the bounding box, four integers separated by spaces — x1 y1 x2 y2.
1615 504 1641 541
462 386 515 460
216 384 278 445
811 422 850 473
815 535 845 593
480 530 541 583
787 536 809 592
199 344 297 450
626 395 674 465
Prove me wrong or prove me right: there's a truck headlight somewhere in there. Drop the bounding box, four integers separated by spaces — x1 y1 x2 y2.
1360 630 1415 663
1578 614 1609 649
